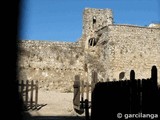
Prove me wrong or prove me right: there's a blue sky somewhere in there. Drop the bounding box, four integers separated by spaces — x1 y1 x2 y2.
18 0 160 42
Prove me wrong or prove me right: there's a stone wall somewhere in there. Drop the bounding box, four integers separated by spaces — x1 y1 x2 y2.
17 40 86 92
98 25 160 83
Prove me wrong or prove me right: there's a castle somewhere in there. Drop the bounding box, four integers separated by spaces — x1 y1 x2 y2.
18 8 160 92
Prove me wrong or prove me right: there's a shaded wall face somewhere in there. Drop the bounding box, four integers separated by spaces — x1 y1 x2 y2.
18 41 86 92
101 26 160 83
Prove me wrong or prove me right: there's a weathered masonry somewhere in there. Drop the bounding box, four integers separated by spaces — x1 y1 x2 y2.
18 8 160 92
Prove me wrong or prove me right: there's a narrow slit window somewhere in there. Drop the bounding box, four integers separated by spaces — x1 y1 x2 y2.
93 16 96 24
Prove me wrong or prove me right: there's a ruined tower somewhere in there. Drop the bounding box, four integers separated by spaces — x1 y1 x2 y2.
81 8 113 48
82 8 113 35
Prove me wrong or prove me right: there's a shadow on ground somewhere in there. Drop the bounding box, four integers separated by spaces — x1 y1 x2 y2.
23 104 47 111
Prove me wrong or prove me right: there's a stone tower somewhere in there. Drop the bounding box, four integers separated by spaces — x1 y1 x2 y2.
82 8 113 48
82 8 113 36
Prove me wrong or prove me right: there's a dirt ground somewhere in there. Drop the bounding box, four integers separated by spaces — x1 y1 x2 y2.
22 89 86 120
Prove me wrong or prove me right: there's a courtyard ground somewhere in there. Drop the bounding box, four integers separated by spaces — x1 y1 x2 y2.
22 89 86 120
